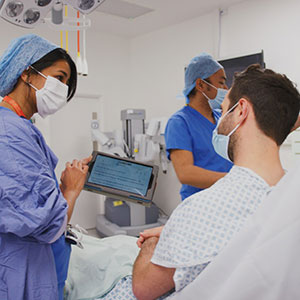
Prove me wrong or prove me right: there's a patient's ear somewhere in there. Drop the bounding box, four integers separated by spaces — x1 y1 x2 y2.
237 98 250 122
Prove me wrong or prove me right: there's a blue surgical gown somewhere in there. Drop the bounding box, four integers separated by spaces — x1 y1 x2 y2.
165 106 233 200
0 107 70 300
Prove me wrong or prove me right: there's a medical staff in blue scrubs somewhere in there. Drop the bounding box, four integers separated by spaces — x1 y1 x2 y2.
0 34 91 300
165 53 233 200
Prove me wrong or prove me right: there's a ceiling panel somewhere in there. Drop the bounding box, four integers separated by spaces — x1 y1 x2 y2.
91 0 250 37
97 0 154 19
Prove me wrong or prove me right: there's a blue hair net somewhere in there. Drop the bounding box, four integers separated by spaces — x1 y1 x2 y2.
0 34 58 97
183 53 223 103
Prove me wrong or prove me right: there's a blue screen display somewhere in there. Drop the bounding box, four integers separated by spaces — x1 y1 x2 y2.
88 155 153 196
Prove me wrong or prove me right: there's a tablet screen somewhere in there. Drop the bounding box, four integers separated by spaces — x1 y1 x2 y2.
88 154 153 196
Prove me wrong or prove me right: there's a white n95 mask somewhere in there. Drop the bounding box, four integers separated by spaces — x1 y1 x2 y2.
212 102 240 161
28 67 68 118
202 80 228 110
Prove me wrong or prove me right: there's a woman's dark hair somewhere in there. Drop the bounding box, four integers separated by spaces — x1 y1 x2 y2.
30 48 77 101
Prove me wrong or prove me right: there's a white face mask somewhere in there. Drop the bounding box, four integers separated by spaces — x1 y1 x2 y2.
28 66 68 118
202 80 227 110
212 102 240 161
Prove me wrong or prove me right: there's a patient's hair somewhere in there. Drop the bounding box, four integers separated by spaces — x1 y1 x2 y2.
229 64 300 145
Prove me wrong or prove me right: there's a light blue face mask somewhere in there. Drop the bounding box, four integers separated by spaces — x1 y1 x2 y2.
202 80 228 110
212 102 240 161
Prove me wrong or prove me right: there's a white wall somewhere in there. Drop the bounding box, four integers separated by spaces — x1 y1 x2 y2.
128 0 300 214
129 11 220 214
129 11 219 118
220 0 300 86
218 0 300 170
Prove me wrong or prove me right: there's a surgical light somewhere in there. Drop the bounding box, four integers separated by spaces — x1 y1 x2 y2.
6 1 23 17
36 0 52 6
23 9 40 25
65 0 106 15
0 0 106 28
0 0 52 28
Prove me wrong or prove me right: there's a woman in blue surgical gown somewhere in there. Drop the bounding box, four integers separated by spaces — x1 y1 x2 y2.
0 34 91 300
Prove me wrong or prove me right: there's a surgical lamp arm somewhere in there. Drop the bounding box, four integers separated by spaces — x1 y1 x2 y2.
91 119 128 157
91 120 112 147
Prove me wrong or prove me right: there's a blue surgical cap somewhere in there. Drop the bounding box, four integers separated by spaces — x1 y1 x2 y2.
183 53 223 102
0 34 58 97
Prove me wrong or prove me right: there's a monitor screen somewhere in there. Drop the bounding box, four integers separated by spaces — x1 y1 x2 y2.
218 51 265 87
88 154 153 197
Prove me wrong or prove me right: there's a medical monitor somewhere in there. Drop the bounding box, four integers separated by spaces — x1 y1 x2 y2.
84 151 159 207
218 51 265 87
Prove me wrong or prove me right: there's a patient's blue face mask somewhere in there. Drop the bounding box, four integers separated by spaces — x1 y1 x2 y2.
202 80 228 110
212 102 240 162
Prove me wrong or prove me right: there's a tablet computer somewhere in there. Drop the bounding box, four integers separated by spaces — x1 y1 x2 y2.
84 151 159 206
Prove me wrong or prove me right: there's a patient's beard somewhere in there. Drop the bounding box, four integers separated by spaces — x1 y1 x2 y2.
228 132 238 163
218 113 237 162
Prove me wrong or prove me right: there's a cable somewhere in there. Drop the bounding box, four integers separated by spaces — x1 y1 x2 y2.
82 14 88 76
65 5 69 53
77 11 80 56
60 30 63 48
76 10 83 74
122 140 131 158
218 8 222 59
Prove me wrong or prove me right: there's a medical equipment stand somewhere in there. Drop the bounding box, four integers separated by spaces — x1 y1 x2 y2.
95 109 166 237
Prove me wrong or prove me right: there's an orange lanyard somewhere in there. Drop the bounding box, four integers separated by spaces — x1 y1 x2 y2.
2 96 26 118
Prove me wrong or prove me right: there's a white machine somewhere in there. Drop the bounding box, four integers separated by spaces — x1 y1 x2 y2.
91 109 168 237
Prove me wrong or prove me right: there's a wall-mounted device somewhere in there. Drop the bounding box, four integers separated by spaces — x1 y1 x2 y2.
218 51 265 87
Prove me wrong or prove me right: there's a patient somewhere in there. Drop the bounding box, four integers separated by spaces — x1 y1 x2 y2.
173 160 300 300
97 65 300 300
70 65 299 300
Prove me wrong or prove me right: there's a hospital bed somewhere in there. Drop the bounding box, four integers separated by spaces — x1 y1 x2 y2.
66 162 300 300
65 234 139 299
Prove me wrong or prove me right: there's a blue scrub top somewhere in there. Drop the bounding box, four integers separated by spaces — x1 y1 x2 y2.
0 107 70 300
165 106 233 200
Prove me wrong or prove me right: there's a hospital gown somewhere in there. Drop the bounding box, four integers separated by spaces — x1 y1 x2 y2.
151 166 272 294
98 166 271 299
99 276 171 300
174 163 300 300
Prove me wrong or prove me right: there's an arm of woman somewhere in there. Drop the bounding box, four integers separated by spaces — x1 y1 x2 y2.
170 149 226 189
60 156 92 221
